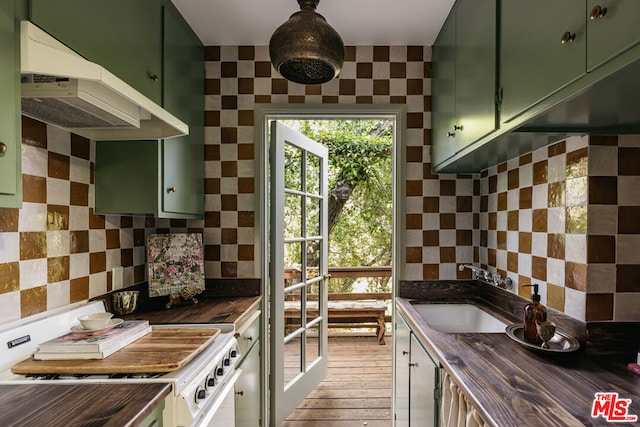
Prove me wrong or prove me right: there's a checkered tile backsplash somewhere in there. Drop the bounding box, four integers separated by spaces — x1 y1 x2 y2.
0 45 638 324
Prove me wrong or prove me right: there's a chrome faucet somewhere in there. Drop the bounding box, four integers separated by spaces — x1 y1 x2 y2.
458 264 514 290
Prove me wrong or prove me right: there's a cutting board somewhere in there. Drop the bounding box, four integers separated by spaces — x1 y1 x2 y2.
11 326 220 375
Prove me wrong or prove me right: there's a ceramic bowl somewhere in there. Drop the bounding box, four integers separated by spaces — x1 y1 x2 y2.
78 312 114 330
112 291 140 315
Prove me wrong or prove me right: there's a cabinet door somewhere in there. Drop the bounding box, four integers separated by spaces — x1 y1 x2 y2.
409 334 439 427
500 0 586 123
0 0 21 207
586 0 640 71
235 339 261 427
455 0 497 147
29 0 163 104
394 315 411 427
431 9 457 167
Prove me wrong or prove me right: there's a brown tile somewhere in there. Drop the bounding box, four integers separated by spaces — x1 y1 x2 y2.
134 229 145 246
205 212 221 228
238 245 254 261
497 231 506 250
488 248 496 266
391 96 407 104
590 135 618 146
272 79 288 94
457 268 472 280
344 46 356 61
238 111 254 126
170 219 186 229
205 145 220 161
406 112 423 129
70 276 90 303
221 195 237 211
488 175 497 193
322 96 339 104
497 162 507 173
488 212 497 230
519 153 532 166
390 62 406 78
616 265 640 292
120 216 133 228
440 180 455 196
22 175 46 203
507 251 518 272
71 134 90 160
423 164 438 180
407 79 423 95
373 46 389 61
373 80 390 95
533 161 548 185
589 176 617 205
565 206 587 234
22 116 47 148
20 286 47 318
204 111 220 127
89 209 105 229
508 169 519 190
586 293 614 321
70 230 89 254
221 262 238 278
134 265 145 284
356 62 373 78
47 205 69 231
47 256 69 283
221 161 238 177
204 46 220 61
288 96 305 104
407 46 424 61
221 228 237 244
106 229 120 249
587 235 616 263
424 62 431 78
480 230 487 247
305 85 322 95
205 79 220 95
238 211 254 227
565 262 587 291
618 206 640 234
519 232 532 253
517 276 532 298
548 140 566 157
0 208 19 232
254 61 272 77
121 248 133 267
456 196 472 212
456 230 472 246
238 45 254 60
508 210 519 231
423 197 439 214
0 262 20 294
546 283 565 312
90 252 106 274
221 96 237 110
406 146 422 162
440 213 456 229
20 232 46 260
618 147 640 175
70 182 89 206
519 187 532 210
48 152 70 180
532 209 548 233
547 234 565 259
406 180 422 197
480 195 488 213
238 178 254 194
566 147 588 178
422 264 439 280
220 61 237 77
532 256 547 281
205 244 220 261
548 182 565 207
440 247 456 263
339 79 356 95
497 192 507 211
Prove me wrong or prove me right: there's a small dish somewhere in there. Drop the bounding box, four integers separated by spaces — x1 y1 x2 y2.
78 312 113 330
505 324 580 353
71 318 124 334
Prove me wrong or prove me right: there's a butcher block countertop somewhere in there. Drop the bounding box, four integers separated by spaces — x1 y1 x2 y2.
397 297 640 427
0 383 170 427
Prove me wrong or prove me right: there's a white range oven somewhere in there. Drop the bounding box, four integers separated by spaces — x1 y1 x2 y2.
0 300 240 427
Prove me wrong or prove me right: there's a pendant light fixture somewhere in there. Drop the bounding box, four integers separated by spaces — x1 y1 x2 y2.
269 0 345 85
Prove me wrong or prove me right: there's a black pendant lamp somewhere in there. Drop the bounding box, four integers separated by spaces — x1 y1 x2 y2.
269 0 345 85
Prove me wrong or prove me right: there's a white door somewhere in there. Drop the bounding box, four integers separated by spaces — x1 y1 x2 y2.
269 121 329 426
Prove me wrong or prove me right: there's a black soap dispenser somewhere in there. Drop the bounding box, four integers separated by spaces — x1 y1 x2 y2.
523 284 547 344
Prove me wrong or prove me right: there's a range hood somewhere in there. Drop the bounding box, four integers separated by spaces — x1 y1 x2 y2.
19 21 188 140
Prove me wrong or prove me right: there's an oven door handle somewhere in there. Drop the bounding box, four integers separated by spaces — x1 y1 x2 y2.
195 368 242 426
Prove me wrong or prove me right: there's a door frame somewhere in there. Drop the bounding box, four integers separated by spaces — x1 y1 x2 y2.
254 104 406 425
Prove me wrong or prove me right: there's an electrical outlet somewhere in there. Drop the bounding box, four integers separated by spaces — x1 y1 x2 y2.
112 267 124 290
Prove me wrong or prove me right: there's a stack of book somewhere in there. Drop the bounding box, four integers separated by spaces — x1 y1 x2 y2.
34 319 151 360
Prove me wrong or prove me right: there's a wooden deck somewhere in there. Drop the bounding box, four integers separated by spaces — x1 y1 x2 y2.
281 336 392 427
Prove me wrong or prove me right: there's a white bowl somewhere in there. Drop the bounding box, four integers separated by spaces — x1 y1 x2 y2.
78 312 114 330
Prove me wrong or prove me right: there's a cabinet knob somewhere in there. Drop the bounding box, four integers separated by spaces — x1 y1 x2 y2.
150 73 159 82
409 362 418 367
447 132 455 138
167 186 177 193
589 5 607 20
402 350 409 355
560 31 576 44
453 125 464 131
0 142 6 154
237 391 245 397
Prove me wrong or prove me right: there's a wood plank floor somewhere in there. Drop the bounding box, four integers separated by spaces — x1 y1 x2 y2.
282 336 392 427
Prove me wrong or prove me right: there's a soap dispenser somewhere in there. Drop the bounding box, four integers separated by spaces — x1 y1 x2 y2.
523 284 547 344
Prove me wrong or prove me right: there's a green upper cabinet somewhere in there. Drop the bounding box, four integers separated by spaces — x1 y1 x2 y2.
0 0 22 208
586 0 640 71
431 0 497 168
29 0 163 104
500 0 586 124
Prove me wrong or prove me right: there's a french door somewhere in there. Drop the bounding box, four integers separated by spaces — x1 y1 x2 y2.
269 121 329 425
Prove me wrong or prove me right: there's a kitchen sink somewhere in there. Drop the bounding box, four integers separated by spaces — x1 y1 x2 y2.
411 303 509 333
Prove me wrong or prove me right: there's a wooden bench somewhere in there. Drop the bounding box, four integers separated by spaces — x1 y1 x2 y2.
284 293 390 345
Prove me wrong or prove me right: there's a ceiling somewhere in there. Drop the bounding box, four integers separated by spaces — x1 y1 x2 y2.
170 0 456 47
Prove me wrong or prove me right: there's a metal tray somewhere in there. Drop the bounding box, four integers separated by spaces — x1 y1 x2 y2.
505 324 580 353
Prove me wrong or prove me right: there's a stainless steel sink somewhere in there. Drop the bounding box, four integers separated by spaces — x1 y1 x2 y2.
411 303 508 333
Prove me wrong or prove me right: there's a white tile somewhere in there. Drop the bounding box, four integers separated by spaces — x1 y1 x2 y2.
221 211 238 228
439 263 457 280
518 253 532 277
69 157 91 184
69 206 89 231
69 253 89 279
18 203 47 232
618 134 640 147
89 229 106 253
518 209 532 232
617 235 640 264
565 177 588 207
0 232 19 263
456 245 473 263
47 126 71 155
532 184 548 209
496 249 507 272
456 213 473 230
405 163 422 181
531 144 549 163
237 261 255 278
106 249 122 271
564 287 586 321
496 210 507 230
507 231 518 252
531 232 548 257
487 230 497 249
497 171 507 192
47 280 70 310
46 230 70 257
47 178 70 206
237 228 254 245
614 292 640 321
440 230 456 247
123 266 135 287
547 258 565 286
403 263 422 281
0 292 20 324
547 154 566 183
120 229 134 248
19 258 47 290
89 272 107 298
439 196 456 213
423 213 439 230
21 145 47 177
586 264 616 293
507 189 519 211
456 178 473 196
587 205 617 235
618 176 640 206
519 163 533 188
205 260 222 279
565 234 587 264
588 145 617 176
566 134 588 153
422 246 439 263
237 194 254 211
133 246 146 266
547 207 565 234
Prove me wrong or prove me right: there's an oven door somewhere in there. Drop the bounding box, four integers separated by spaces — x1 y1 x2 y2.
193 369 242 427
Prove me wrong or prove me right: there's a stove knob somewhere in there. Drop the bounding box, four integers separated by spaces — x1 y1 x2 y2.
205 374 215 389
230 349 237 358
216 366 224 376
223 357 230 366
195 386 206 403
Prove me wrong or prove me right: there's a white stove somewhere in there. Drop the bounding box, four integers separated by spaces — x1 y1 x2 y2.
0 300 240 427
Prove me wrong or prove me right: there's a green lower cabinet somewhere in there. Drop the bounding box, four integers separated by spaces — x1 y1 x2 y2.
235 338 261 427
95 139 203 219
0 0 22 208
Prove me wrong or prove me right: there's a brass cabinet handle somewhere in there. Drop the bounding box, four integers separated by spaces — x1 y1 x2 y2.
447 132 455 138
453 125 464 131
0 142 6 154
150 73 159 82
590 5 607 20
561 31 576 44
167 186 177 193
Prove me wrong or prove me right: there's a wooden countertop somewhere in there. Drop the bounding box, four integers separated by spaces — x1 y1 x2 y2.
0 383 170 427
397 298 640 427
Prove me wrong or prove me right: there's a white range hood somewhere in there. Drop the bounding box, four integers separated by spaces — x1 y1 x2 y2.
19 21 188 140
